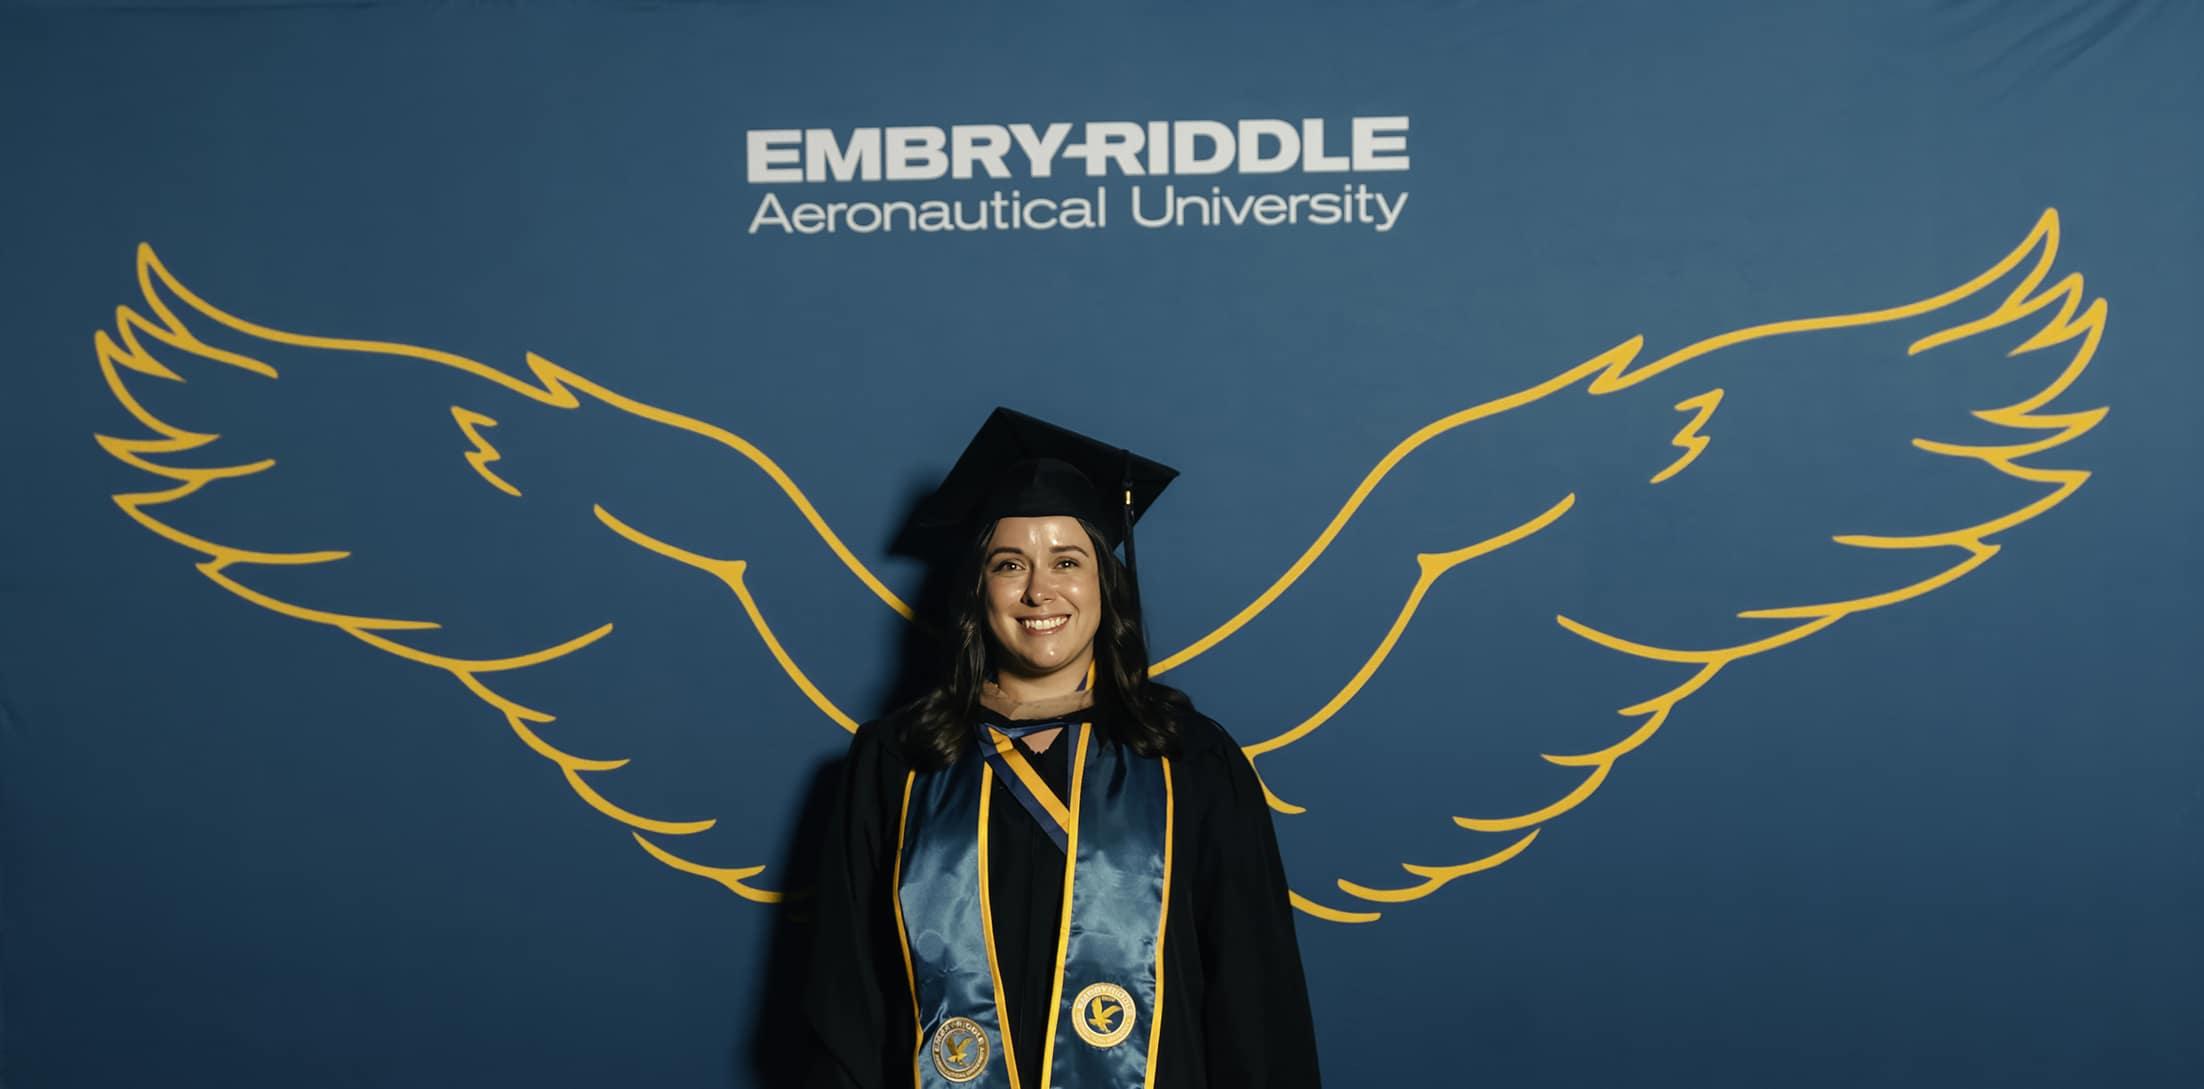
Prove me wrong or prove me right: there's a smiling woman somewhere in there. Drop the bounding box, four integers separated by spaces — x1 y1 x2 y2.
983 516 1104 692
802 409 1321 1089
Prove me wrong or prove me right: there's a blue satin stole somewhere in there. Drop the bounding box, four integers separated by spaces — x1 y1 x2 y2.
896 722 1175 1089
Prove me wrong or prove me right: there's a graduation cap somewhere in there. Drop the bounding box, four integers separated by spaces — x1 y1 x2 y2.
911 407 1179 582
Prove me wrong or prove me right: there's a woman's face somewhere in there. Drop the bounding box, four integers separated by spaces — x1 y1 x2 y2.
982 515 1103 689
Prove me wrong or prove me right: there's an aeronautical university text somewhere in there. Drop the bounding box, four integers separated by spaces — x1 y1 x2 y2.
743 117 1412 236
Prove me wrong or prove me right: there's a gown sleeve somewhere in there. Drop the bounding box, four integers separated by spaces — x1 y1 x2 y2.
1190 718 1324 1089
803 719 914 1089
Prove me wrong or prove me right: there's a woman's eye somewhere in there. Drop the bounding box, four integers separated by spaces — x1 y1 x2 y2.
993 560 1022 573
1055 558 1080 569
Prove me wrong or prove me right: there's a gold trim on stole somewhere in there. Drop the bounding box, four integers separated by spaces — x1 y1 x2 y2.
1145 757 1175 1086
1034 723 1094 1087
987 730 1072 835
898 719 1174 1089
977 766 1026 1089
894 771 923 1089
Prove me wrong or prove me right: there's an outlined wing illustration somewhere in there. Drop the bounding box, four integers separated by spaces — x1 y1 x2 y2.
92 208 2102 922
1150 209 2105 921
93 252 920 901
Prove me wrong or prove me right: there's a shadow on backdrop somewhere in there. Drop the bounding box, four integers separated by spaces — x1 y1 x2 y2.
739 476 964 1084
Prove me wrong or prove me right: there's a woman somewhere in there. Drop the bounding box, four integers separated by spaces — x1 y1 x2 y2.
803 409 1321 1089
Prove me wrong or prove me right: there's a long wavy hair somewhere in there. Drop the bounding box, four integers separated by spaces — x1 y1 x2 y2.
903 517 1186 768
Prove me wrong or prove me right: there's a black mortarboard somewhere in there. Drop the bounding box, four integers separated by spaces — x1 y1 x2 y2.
912 408 1178 578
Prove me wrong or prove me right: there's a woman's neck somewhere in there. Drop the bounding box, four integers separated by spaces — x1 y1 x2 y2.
978 681 1094 725
996 665 1079 701
992 671 1080 704
991 649 1094 705
985 653 1096 718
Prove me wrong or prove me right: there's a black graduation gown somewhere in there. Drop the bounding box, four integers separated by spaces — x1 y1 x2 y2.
802 707 1322 1089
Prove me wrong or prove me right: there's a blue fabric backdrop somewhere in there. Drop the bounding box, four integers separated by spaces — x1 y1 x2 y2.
3 3 2199 1087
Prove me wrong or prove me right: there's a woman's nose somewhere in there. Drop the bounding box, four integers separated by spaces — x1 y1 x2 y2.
1022 573 1054 604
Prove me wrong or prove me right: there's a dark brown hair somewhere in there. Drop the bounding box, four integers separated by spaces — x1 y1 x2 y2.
902 517 1186 768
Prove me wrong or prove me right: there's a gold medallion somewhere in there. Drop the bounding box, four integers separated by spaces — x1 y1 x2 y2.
1070 982 1136 1048
930 1016 990 1083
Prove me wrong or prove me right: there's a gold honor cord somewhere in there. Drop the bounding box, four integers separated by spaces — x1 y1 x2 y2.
93 209 2102 922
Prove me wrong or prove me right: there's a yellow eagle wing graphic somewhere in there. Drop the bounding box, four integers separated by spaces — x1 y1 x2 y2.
92 209 2102 922
1181 208 2104 921
93 250 917 902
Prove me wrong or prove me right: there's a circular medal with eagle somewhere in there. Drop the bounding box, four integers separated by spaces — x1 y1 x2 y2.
930 1017 989 1083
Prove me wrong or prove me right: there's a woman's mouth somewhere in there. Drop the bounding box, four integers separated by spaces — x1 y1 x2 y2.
1020 615 1070 634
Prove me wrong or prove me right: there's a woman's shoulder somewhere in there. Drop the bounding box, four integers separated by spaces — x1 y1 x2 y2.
1155 701 1276 823
1160 697 1245 761
847 708 918 773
